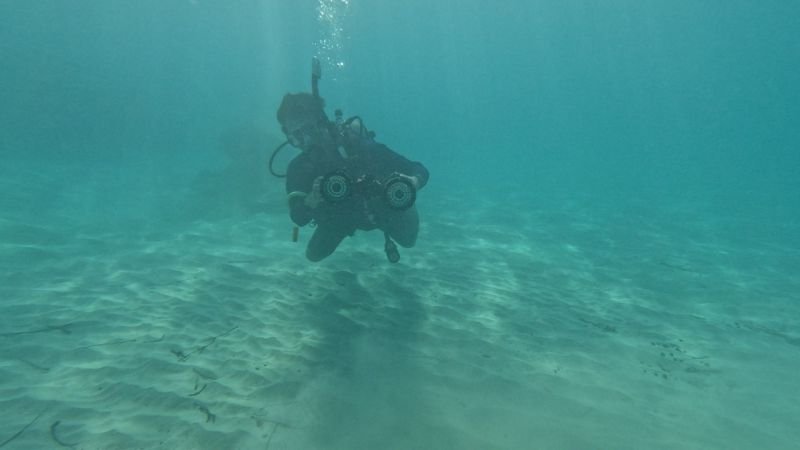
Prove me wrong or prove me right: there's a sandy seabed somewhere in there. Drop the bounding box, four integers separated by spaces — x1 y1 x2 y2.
1 165 799 450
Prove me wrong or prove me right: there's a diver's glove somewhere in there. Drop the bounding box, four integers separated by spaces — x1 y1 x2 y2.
304 175 324 209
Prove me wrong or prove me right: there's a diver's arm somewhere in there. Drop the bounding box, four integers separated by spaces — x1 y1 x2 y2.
371 143 429 190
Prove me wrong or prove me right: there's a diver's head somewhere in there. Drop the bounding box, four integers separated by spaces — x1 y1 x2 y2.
277 93 331 151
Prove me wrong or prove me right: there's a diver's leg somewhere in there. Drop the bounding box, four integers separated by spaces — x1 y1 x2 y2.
384 206 419 248
306 225 350 262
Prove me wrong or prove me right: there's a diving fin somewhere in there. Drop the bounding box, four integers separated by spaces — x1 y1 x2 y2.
384 233 400 263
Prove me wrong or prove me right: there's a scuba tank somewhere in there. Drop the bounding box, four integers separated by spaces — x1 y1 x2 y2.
335 109 375 147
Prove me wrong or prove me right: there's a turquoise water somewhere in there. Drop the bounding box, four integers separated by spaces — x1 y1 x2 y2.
1 1 798 449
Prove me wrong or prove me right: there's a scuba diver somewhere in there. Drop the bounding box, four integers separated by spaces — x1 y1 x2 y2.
269 58 429 263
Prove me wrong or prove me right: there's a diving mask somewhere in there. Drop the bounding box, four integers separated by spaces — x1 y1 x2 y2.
282 121 320 149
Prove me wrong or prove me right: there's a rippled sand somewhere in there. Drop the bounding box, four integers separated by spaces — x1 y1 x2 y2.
1 175 799 449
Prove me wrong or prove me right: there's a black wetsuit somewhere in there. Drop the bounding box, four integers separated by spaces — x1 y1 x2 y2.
286 137 429 261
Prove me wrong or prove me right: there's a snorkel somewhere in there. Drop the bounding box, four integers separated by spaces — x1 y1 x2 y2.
311 56 321 99
269 57 325 178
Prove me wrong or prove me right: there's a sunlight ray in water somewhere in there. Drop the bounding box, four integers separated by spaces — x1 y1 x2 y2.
316 0 351 74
